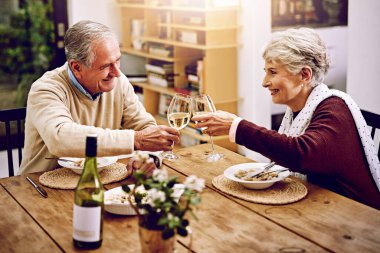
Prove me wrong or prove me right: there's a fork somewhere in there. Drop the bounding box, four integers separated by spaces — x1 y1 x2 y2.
253 168 289 179
242 162 276 180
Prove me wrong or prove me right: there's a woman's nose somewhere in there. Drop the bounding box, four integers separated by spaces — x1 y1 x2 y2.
262 80 270 88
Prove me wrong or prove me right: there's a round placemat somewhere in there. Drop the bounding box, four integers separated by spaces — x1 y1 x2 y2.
39 162 131 189
212 175 308 205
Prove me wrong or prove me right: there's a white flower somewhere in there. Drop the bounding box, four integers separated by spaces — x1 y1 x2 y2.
153 168 168 182
146 188 166 207
167 213 179 222
184 175 205 192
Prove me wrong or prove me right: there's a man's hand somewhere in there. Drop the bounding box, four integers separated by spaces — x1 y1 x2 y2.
126 155 156 177
134 125 180 151
192 110 237 136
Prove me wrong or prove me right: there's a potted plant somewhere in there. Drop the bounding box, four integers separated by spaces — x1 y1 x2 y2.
123 154 205 253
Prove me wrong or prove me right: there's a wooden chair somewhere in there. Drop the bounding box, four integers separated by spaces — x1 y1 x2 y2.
0 107 26 177
362 110 380 159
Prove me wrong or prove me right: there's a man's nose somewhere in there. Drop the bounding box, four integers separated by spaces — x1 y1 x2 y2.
110 63 121 77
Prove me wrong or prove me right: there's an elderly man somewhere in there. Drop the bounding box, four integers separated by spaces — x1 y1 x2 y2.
19 20 179 174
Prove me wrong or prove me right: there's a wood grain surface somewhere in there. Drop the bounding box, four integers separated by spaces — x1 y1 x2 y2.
163 144 380 253
0 173 188 253
0 184 61 253
1 144 379 252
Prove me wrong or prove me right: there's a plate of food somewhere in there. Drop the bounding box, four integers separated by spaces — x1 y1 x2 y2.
224 163 290 190
104 184 185 215
58 156 118 174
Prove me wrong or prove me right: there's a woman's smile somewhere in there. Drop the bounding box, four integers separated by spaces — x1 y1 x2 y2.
270 89 279 96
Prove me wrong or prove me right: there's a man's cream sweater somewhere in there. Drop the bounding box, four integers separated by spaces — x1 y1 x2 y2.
19 63 156 174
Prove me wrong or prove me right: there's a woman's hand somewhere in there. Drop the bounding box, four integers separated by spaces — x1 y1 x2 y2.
192 110 237 136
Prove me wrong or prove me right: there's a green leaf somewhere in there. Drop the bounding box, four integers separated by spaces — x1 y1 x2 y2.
181 219 189 227
122 184 131 193
162 228 175 240
143 183 151 190
177 226 188 237
167 178 177 188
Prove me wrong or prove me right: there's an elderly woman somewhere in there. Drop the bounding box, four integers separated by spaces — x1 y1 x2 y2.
192 28 380 209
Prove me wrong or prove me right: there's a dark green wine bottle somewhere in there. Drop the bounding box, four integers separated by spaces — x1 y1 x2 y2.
73 134 104 249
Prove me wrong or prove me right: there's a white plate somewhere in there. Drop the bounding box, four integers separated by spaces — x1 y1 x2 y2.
104 184 185 215
224 163 290 190
59 156 118 174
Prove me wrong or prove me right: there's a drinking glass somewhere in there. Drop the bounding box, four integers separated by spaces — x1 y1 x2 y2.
192 94 225 162
161 93 192 160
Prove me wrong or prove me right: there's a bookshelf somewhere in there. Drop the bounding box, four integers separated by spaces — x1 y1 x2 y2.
117 0 240 151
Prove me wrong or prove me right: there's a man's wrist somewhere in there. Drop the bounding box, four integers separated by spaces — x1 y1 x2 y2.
134 131 142 150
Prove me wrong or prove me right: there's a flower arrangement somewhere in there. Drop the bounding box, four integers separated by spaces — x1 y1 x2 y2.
122 154 205 240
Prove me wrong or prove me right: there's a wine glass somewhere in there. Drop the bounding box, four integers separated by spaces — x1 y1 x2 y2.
192 94 225 162
161 93 192 160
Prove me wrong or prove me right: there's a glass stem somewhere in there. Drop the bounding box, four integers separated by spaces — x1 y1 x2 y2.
209 135 215 153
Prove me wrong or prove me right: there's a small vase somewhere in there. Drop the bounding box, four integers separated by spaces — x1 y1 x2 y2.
139 226 176 253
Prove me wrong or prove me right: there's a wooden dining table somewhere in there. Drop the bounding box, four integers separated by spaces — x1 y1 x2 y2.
1 144 379 252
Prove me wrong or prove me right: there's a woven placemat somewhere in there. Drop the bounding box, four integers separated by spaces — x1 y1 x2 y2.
39 162 131 189
212 175 308 205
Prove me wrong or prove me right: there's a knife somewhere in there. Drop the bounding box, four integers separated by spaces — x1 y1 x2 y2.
26 176 48 198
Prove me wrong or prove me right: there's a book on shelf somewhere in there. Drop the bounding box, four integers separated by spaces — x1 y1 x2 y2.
187 74 199 83
148 43 173 57
146 60 175 87
145 61 174 75
158 94 173 117
184 61 203 92
148 72 174 87
132 85 144 104
174 86 198 96
127 74 147 83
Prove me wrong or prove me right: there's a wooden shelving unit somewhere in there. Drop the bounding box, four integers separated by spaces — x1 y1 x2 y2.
117 0 240 151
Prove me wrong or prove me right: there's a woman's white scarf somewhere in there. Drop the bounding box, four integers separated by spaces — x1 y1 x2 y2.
278 83 380 191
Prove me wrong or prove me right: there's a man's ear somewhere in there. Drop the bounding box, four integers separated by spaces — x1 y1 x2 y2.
69 60 81 73
301 66 312 83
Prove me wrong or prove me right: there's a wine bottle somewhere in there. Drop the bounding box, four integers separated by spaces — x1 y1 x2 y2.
73 134 104 249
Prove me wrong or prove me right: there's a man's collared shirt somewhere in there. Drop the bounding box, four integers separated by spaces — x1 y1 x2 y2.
67 65 102 100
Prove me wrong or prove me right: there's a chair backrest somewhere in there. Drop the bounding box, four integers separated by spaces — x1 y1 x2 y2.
0 107 26 177
361 110 380 159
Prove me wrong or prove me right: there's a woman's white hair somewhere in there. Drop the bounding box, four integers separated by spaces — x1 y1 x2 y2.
262 27 330 87
64 20 117 67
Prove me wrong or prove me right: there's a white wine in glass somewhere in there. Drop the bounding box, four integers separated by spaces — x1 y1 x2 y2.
192 94 225 162
162 93 191 160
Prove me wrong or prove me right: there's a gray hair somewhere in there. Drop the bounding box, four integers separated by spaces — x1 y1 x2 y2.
64 20 117 67
262 27 330 87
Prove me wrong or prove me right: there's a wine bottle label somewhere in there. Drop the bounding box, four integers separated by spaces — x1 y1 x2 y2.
73 204 101 242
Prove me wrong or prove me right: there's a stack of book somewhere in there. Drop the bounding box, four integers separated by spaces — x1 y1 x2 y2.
173 86 198 96
185 60 203 92
158 94 173 117
148 43 173 57
146 60 174 87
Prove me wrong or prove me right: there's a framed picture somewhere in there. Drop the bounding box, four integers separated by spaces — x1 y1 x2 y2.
272 0 348 30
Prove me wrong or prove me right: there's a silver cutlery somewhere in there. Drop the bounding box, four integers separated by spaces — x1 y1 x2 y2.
26 176 48 198
252 168 289 179
242 162 276 180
